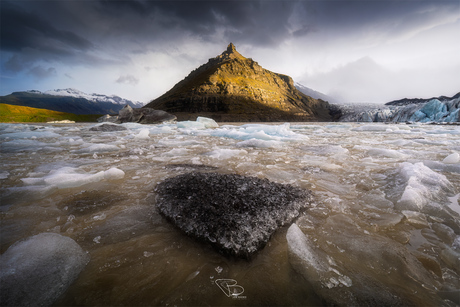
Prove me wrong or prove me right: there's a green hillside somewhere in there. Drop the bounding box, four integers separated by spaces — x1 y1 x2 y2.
0 103 99 123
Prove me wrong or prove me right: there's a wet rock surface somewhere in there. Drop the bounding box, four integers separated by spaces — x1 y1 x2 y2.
155 172 312 258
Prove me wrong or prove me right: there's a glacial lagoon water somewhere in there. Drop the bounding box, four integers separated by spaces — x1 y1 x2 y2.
1 121 459 306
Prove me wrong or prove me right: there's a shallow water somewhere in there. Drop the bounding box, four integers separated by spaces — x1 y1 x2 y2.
1 121 459 306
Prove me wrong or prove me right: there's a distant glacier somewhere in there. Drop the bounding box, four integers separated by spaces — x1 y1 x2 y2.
337 92 459 123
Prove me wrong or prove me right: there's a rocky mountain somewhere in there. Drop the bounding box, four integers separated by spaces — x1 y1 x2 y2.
338 92 460 123
145 43 334 122
0 89 143 115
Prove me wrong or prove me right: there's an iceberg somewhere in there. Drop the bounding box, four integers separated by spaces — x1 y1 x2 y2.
211 123 308 142
0 233 89 306
396 162 455 211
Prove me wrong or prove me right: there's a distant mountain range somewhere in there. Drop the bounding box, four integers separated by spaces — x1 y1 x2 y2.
0 88 144 115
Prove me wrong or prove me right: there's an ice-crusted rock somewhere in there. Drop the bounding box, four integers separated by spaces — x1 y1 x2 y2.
0 233 89 306
116 105 176 124
155 172 312 258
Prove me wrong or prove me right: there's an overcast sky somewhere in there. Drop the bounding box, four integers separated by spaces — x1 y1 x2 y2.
1 0 459 104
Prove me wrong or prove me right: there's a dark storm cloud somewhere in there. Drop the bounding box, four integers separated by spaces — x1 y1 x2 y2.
299 0 460 38
1 0 458 101
92 0 298 46
3 0 456 61
1 1 93 53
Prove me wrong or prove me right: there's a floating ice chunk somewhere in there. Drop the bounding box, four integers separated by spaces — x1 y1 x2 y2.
162 148 190 156
148 125 174 134
426 128 460 135
0 171 9 179
0 233 89 306
21 166 125 189
197 116 219 128
351 124 399 132
367 148 408 159
211 123 307 142
0 139 50 152
325 124 352 130
397 162 455 211
103 167 125 180
205 148 248 159
177 121 206 129
289 214 443 305
135 128 150 139
287 224 352 289
402 210 429 227
443 152 459 164
236 138 282 148
302 145 349 156
0 130 61 140
74 143 120 153
440 247 460 273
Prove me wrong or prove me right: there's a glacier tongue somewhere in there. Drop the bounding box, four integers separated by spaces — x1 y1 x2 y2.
338 96 459 123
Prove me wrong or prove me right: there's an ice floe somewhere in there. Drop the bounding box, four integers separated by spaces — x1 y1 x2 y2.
21 166 125 190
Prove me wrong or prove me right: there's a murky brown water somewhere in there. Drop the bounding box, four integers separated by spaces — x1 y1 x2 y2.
1 122 459 306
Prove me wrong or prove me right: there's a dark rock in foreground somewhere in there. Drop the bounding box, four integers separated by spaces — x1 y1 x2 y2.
155 172 312 258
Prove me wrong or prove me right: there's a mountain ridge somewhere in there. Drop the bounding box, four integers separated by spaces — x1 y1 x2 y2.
145 43 335 122
0 89 143 115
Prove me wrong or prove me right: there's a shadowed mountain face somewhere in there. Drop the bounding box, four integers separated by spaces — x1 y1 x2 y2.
146 43 334 122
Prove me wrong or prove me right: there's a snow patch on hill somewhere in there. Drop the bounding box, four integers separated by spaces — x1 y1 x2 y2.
30 88 144 107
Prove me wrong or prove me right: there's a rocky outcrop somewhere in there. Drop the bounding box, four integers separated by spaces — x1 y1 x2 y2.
98 105 176 124
145 43 333 122
155 172 312 259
